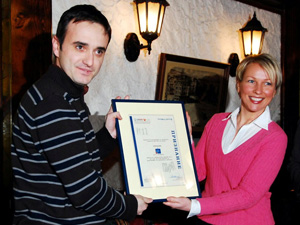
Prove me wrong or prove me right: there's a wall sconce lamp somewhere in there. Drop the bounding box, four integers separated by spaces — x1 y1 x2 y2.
124 0 169 62
240 12 267 57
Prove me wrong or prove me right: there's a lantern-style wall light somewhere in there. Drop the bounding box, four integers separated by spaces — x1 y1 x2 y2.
240 12 267 57
124 0 169 62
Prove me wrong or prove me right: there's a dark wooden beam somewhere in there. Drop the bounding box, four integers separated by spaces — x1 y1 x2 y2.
233 0 285 14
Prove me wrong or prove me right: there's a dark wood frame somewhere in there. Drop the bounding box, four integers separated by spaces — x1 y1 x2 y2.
155 53 230 136
2 0 299 223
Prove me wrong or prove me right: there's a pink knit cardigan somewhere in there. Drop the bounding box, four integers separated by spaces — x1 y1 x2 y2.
193 113 287 225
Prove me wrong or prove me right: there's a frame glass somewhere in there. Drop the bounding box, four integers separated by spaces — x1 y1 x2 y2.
156 53 230 137
112 99 201 202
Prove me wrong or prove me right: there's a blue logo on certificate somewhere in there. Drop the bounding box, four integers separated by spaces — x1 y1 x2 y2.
155 148 161 154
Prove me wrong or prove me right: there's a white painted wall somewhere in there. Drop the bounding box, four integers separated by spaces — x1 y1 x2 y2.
52 0 281 121
52 0 281 189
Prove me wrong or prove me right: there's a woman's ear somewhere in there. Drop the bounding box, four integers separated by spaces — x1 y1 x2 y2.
272 89 277 98
236 80 240 94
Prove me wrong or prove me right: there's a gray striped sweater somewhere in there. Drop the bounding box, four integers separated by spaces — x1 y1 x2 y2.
11 65 137 224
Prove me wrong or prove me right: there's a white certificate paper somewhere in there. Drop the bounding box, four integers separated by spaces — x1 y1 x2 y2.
112 100 201 201
130 114 185 188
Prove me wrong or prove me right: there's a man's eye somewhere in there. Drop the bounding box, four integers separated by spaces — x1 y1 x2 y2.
96 49 104 55
76 45 83 50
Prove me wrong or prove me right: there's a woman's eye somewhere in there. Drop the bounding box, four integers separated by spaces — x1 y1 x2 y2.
247 80 254 83
265 82 272 86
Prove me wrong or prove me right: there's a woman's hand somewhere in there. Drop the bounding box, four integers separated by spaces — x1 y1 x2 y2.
105 95 130 138
163 196 192 212
186 111 192 137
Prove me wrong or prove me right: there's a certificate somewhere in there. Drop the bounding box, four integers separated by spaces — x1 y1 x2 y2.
112 100 201 201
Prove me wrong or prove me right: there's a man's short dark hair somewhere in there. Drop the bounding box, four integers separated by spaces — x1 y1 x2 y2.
56 4 112 49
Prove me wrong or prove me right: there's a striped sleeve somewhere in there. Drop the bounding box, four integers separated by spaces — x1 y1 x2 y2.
12 85 137 224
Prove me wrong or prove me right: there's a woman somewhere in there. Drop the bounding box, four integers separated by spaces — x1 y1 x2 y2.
164 53 287 225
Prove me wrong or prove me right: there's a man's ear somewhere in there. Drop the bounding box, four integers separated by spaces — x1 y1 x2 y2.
52 35 60 58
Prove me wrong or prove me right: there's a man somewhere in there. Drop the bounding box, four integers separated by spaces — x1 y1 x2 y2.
11 4 152 224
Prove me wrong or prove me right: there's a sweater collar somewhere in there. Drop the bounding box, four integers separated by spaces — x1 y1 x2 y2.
47 65 88 97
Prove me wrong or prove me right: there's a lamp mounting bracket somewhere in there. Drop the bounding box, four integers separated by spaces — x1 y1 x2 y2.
124 33 150 62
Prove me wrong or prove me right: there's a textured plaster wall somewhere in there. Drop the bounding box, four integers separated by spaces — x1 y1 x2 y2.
52 0 281 190
52 0 281 120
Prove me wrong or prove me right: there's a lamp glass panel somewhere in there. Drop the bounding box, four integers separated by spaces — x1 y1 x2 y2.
242 31 252 56
252 30 263 55
148 2 160 33
137 2 147 33
157 5 165 35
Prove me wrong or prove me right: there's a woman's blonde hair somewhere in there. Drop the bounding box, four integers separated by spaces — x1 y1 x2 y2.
236 53 282 90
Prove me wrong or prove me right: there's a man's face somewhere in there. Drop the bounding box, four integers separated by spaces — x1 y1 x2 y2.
52 20 109 86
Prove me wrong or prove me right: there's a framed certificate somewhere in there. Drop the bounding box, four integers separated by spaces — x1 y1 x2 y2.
112 99 201 202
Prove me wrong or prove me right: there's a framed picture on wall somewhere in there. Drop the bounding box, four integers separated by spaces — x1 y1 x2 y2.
155 53 230 137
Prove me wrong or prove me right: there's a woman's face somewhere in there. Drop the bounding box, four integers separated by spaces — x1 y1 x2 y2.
237 63 276 117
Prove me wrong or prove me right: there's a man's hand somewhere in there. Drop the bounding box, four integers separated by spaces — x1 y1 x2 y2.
134 195 153 215
163 196 192 212
105 95 130 138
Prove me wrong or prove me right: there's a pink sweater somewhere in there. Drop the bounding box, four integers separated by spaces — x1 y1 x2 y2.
193 113 287 225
